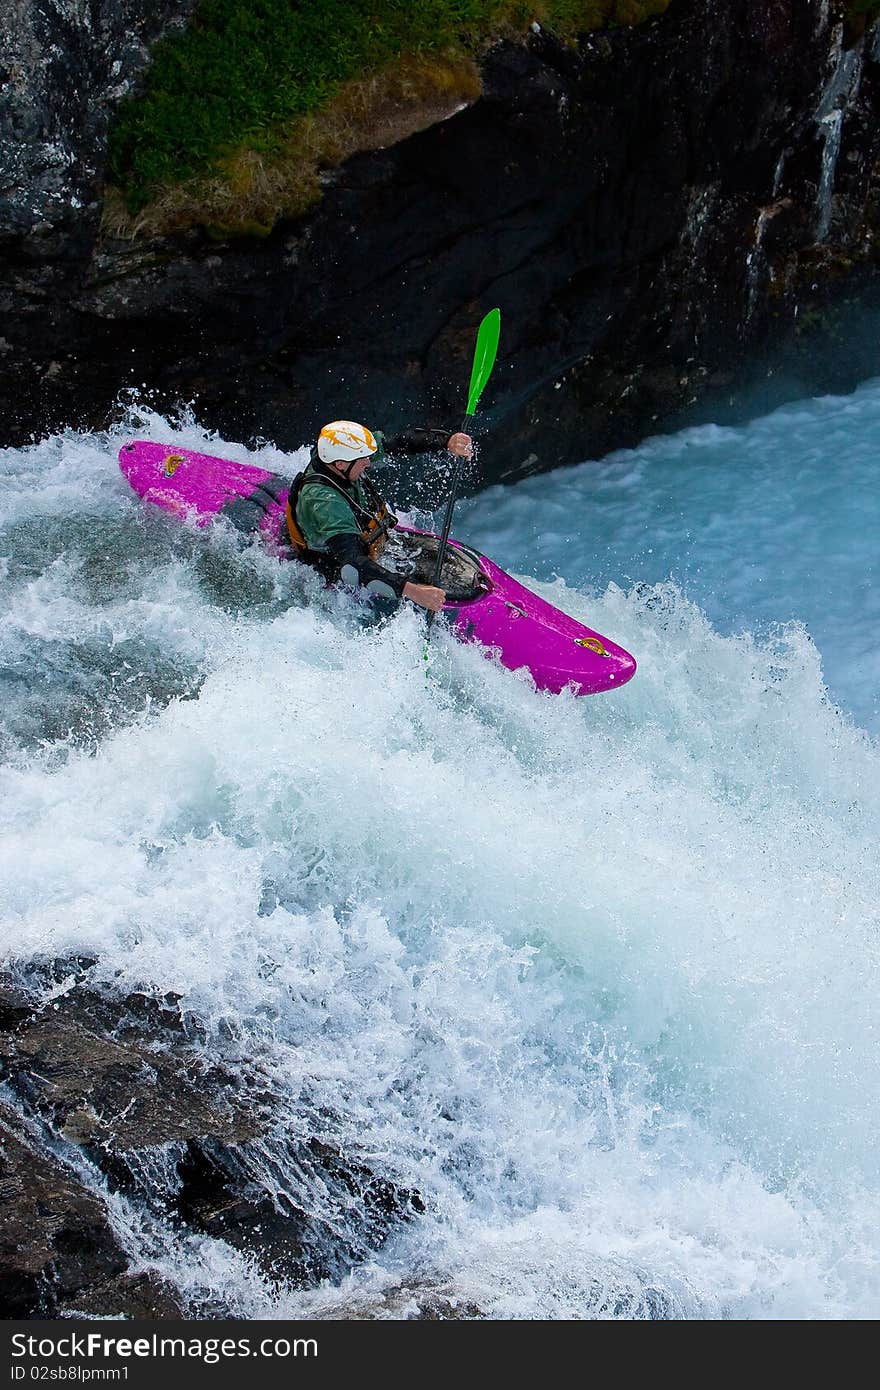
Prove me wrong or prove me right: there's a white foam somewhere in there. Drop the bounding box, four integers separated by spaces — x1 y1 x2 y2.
1 407 879 1318
458 379 880 733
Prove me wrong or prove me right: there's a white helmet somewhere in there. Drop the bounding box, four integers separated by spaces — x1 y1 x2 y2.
317 420 379 464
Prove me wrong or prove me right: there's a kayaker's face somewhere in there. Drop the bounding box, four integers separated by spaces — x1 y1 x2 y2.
344 456 371 483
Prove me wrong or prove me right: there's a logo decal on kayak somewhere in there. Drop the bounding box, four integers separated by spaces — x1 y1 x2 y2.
164 453 185 476
575 636 609 656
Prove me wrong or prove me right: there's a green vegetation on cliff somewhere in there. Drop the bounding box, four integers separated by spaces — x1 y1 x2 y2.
846 0 880 29
106 0 670 235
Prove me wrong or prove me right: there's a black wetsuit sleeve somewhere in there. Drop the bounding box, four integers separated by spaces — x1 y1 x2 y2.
381 426 452 456
325 532 407 600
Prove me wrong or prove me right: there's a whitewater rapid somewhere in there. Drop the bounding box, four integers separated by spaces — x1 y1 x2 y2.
458 380 880 734
1 388 879 1319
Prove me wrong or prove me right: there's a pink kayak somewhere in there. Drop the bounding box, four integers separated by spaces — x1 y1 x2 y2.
119 441 636 697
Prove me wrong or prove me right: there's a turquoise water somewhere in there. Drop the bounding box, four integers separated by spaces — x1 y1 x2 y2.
457 381 880 734
0 389 878 1319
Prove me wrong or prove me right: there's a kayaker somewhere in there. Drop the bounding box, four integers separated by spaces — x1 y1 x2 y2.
285 420 473 612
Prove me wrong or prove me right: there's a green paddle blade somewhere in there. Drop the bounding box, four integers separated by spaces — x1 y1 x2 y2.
466 308 501 417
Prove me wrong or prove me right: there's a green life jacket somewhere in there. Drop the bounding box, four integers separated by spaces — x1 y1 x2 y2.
285 456 397 563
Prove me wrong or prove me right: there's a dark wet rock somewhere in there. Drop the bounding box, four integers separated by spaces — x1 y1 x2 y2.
0 1098 185 1317
0 963 424 1311
0 1099 126 1317
174 1133 424 1286
319 1280 486 1320
0 979 261 1157
63 1271 185 1320
0 0 198 256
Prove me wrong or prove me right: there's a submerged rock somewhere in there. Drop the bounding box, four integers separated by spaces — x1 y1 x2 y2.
0 962 423 1315
0 1100 127 1317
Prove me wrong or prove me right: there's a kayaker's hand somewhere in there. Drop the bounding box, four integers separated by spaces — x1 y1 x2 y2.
403 581 446 612
447 432 473 460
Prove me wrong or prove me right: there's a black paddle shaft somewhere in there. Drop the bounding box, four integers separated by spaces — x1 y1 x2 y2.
430 413 474 592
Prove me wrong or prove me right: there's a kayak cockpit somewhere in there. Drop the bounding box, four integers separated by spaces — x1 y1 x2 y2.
381 528 492 603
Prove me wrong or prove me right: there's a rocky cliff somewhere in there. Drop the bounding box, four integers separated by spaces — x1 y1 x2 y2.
2 0 880 484
0 0 198 255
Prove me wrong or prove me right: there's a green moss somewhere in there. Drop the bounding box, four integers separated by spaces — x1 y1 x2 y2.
108 0 671 215
842 1 880 45
204 216 274 240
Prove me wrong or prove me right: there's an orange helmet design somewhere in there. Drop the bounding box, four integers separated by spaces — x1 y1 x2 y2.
317 420 379 465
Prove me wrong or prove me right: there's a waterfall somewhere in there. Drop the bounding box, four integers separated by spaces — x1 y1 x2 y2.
814 32 863 241
746 207 772 321
683 184 718 250
816 107 844 240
